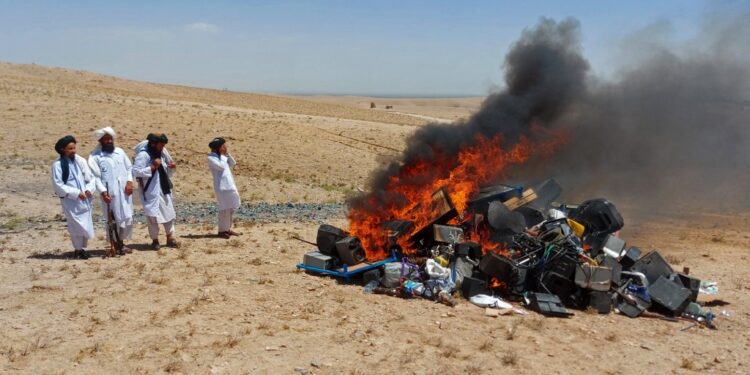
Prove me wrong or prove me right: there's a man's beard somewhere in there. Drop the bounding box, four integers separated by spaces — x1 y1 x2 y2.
102 143 115 153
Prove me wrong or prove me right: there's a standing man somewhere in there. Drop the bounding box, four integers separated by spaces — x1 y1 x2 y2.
51 135 96 259
207 137 241 238
88 127 134 254
132 133 179 250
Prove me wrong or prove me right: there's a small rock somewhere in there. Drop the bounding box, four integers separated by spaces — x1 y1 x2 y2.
294 367 308 374
310 361 321 368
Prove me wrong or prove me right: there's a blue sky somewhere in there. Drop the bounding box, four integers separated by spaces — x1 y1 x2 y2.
0 1 744 96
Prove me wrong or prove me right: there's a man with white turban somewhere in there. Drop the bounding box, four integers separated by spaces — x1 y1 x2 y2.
88 126 135 254
207 137 242 238
51 135 96 259
132 133 179 250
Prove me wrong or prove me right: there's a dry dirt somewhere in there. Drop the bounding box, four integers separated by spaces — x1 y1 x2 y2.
1 62 749 375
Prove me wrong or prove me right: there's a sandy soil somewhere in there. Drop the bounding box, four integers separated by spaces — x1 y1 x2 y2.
289 95 483 123
1 62 748 375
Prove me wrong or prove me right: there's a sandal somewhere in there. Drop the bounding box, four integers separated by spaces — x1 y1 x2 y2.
218 231 231 239
166 239 180 248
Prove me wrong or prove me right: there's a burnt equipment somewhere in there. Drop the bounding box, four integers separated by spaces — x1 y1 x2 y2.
316 224 348 257
569 199 624 249
336 236 366 266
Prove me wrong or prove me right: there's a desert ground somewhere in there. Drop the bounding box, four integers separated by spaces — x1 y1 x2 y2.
0 62 748 375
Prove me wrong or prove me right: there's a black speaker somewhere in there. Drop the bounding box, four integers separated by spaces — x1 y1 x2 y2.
461 275 489 298
316 224 347 256
335 236 366 266
570 199 624 250
456 242 482 260
479 253 515 282
588 291 613 314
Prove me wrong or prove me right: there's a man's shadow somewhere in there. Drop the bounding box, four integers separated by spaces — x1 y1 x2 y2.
180 234 221 239
28 242 162 258
28 249 109 260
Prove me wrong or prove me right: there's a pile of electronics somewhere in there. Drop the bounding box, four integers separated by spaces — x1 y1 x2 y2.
299 179 716 326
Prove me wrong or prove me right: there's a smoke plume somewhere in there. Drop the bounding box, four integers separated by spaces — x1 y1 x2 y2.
349 12 750 219
521 12 750 212
348 18 587 214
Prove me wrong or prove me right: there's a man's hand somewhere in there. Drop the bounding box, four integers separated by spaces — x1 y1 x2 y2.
78 192 87 200
101 192 113 204
167 161 176 169
151 158 162 171
84 190 93 199
124 181 134 196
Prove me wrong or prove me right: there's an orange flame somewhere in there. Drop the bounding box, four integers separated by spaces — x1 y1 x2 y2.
348 130 566 260
489 277 508 289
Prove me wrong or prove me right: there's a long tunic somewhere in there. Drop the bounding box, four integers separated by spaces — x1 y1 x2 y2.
132 150 176 223
51 155 96 239
207 152 241 211
88 147 134 228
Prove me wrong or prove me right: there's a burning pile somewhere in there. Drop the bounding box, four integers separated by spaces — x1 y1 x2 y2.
300 179 714 325
296 17 734 326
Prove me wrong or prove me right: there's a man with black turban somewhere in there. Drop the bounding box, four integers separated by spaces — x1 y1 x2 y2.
51 135 96 259
132 133 179 249
207 137 241 238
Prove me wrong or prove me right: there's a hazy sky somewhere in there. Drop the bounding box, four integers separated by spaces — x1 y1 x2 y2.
0 0 743 96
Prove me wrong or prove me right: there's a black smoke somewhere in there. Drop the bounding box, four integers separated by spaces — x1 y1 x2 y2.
348 18 588 213
349 12 750 216
521 12 750 212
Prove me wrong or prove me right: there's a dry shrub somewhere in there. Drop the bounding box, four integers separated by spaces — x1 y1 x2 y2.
501 351 518 366
74 342 101 363
680 358 700 371
664 254 686 265
478 339 493 352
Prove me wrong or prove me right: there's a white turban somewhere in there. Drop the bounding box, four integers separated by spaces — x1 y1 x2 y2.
93 126 116 141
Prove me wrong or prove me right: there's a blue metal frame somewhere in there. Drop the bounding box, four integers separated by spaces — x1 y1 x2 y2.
296 251 399 282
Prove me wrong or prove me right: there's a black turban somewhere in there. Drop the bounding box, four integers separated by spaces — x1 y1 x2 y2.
55 135 77 155
208 137 225 151
147 133 168 144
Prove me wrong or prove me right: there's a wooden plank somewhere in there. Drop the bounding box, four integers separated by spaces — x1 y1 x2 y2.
503 188 538 211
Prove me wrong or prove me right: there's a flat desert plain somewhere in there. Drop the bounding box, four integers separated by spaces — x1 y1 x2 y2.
0 62 748 374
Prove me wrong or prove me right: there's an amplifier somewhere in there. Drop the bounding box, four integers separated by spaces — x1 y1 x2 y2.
303 251 333 270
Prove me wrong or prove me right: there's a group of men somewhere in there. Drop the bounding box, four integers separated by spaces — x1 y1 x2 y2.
51 127 241 259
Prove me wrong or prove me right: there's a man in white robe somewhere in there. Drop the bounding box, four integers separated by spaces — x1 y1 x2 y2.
51 135 96 259
132 133 179 250
207 137 241 238
88 127 135 254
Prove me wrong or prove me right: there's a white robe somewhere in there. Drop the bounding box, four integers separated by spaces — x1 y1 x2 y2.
88 147 134 229
207 152 241 210
132 150 176 223
51 155 96 239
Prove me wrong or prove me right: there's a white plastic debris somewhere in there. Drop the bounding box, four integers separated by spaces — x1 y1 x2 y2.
469 294 513 310
548 208 567 220
699 280 719 295
426 259 451 280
